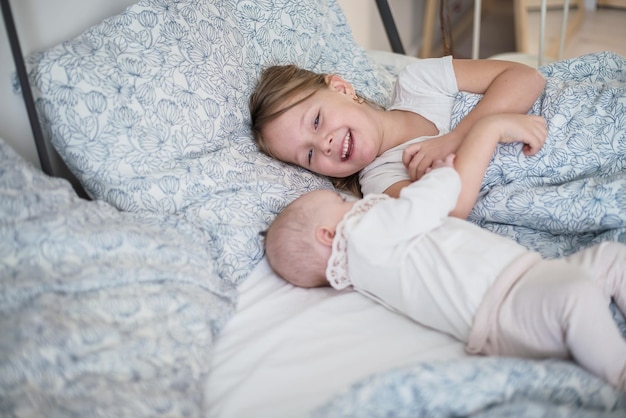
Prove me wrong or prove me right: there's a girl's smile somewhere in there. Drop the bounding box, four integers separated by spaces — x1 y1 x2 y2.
261 76 385 179
341 130 353 161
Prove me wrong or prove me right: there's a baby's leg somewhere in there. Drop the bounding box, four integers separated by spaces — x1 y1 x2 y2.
563 241 626 315
490 259 626 391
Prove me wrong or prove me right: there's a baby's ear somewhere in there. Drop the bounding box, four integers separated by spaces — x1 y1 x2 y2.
316 226 335 247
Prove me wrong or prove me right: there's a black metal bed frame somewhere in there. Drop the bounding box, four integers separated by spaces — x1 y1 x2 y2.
1 0 406 179
1 0 54 175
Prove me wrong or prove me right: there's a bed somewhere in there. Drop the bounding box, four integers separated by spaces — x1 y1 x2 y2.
2 0 626 417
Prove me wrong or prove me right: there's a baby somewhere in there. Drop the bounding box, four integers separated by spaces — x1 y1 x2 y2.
264 154 626 392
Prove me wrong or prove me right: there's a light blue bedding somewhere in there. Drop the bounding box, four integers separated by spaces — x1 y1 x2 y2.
314 358 626 417
454 51 626 258
0 138 237 416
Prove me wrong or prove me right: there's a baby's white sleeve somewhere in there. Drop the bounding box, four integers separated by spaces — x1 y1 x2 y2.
354 167 461 241
399 167 461 216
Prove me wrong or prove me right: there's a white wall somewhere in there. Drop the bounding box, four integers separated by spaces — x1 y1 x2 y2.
337 0 425 54
0 0 137 169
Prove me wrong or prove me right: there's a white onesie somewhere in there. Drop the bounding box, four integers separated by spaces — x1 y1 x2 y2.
327 166 539 342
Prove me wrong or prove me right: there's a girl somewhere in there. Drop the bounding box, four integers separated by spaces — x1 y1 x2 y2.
249 57 546 218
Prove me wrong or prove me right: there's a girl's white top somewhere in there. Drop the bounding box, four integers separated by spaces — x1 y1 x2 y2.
327 167 539 343
360 55 458 195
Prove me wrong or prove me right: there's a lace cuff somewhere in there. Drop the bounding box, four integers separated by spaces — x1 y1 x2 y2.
326 194 390 289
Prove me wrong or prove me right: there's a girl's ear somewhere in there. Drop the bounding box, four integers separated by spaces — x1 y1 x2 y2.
325 74 355 96
316 226 336 247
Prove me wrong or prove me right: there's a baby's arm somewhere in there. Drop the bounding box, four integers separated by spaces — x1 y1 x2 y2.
426 153 456 173
450 113 547 219
387 114 546 203
357 159 462 244
403 59 545 181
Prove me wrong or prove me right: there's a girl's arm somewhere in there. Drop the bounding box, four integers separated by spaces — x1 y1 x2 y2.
403 59 546 181
450 113 547 219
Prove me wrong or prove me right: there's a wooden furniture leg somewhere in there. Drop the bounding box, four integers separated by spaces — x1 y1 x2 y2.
419 0 437 58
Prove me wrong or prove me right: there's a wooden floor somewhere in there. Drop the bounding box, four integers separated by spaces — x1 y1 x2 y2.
526 6 626 60
453 2 626 61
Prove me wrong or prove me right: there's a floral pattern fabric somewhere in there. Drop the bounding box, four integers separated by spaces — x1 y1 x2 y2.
453 51 626 258
25 0 397 286
314 358 626 417
0 138 237 417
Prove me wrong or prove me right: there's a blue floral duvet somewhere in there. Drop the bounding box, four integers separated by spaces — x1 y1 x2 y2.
314 357 626 417
0 139 237 417
458 51 626 258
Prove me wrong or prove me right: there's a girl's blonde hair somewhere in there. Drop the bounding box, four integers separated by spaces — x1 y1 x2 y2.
249 64 362 197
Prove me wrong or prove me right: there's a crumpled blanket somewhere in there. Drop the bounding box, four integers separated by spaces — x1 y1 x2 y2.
0 138 237 417
313 357 626 418
453 51 626 258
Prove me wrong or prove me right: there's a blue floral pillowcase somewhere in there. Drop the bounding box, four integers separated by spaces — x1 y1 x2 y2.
25 0 397 286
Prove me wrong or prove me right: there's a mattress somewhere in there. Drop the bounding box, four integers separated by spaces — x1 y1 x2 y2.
206 257 465 417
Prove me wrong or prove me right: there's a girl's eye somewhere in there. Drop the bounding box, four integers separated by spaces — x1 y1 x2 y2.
313 113 319 130
308 149 313 165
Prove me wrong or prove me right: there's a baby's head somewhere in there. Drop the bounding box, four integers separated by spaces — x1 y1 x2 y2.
264 189 355 288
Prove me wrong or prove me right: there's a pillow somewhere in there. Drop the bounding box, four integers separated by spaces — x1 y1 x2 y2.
26 0 397 285
0 137 237 416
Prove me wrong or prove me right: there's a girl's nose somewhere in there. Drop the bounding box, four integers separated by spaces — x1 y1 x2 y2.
319 133 333 155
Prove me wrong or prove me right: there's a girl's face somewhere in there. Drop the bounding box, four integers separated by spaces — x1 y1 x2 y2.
261 76 383 178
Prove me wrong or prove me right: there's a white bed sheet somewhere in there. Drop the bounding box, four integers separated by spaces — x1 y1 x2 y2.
206 257 465 418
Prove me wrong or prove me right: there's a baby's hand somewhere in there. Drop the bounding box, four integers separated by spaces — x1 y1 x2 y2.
493 114 547 156
426 154 455 173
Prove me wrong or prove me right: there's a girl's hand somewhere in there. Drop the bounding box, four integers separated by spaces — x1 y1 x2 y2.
402 131 462 182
